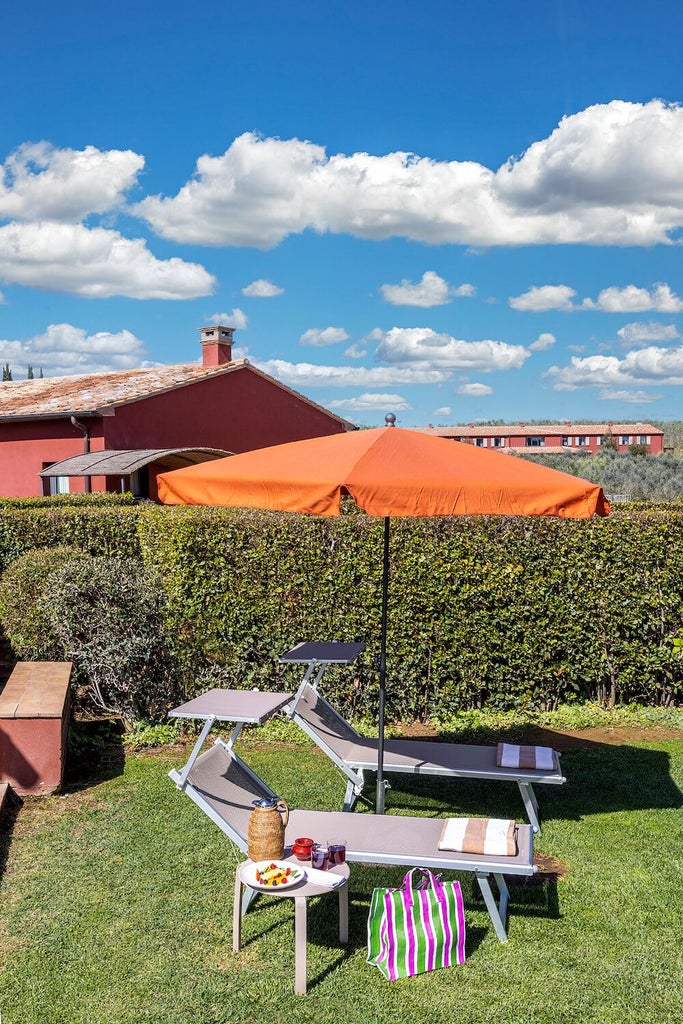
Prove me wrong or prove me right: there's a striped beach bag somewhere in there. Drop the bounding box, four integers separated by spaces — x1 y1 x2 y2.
366 868 466 980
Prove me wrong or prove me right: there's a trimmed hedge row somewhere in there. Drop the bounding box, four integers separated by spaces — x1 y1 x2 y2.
0 506 141 573
1 503 681 719
136 504 683 719
0 493 136 509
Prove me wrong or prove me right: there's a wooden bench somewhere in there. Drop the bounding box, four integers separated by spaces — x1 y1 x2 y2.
0 662 72 795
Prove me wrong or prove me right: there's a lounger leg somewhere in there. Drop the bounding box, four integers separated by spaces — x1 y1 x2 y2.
475 871 509 943
493 872 509 932
232 870 242 952
294 896 307 995
343 780 356 812
518 781 541 833
343 769 366 812
176 715 216 787
338 882 349 944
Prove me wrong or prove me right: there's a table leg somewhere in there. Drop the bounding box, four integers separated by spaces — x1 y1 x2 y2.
232 870 242 953
294 896 307 996
338 882 348 944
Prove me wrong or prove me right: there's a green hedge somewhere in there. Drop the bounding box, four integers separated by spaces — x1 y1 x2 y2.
0 507 141 572
0 492 136 509
136 505 683 718
1 503 681 719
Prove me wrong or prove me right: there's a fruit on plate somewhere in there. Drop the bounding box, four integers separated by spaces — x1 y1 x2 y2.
255 862 296 887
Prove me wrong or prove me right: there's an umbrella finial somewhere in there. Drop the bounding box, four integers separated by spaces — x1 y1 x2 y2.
385 413 396 427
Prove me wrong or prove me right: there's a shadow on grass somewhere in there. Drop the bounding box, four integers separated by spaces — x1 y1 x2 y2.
0 786 22 884
368 734 682 827
62 718 126 793
239 875 489 991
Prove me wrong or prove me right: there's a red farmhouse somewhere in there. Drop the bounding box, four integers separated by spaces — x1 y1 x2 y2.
0 326 354 499
416 422 665 456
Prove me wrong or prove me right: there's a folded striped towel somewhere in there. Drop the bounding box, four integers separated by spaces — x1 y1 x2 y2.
438 817 517 857
496 742 555 770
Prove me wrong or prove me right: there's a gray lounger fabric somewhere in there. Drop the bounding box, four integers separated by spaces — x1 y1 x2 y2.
287 683 566 831
170 740 537 941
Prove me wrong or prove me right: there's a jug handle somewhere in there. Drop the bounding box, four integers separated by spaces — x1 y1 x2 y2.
277 800 289 829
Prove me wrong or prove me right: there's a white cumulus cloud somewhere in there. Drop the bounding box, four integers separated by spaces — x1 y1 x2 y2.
456 383 493 396
375 327 529 371
617 322 680 346
528 332 556 351
343 343 367 359
0 142 144 222
205 309 248 329
598 389 661 403
583 283 683 312
545 345 683 389
0 323 146 376
432 406 452 417
510 282 683 314
300 326 349 346
252 358 449 388
327 392 410 412
135 101 683 248
241 278 284 297
0 222 215 299
379 271 474 307
510 285 577 311
0 142 214 300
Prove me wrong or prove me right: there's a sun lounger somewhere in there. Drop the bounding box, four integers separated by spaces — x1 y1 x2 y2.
169 738 537 942
285 682 565 832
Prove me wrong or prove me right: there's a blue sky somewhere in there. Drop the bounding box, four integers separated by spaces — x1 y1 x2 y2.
2 0 683 426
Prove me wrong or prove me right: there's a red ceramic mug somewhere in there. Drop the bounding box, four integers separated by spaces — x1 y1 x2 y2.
292 837 314 861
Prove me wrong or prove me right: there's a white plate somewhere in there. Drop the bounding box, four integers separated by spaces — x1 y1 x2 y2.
243 860 307 891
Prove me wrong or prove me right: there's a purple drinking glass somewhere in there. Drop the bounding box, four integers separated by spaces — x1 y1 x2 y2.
327 839 346 866
311 844 329 870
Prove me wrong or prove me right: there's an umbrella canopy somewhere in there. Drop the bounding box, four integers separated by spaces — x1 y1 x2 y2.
157 425 609 518
158 424 609 811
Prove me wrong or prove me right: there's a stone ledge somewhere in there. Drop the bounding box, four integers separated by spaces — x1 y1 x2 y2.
0 661 72 719
0 662 72 795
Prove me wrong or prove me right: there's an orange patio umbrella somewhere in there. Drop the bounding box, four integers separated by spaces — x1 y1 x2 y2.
158 418 610 811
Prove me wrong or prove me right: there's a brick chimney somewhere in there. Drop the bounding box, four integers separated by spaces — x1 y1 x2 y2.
200 325 234 367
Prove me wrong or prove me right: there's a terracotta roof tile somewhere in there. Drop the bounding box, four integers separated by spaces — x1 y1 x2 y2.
415 423 662 437
0 361 245 420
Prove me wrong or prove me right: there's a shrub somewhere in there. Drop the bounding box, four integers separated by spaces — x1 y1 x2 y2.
0 493 136 509
0 506 141 574
0 545 88 659
2 501 682 720
42 556 182 722
138 504 683 718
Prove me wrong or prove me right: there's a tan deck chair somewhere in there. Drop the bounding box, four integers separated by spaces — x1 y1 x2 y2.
169 738 537 942
285 683 565 832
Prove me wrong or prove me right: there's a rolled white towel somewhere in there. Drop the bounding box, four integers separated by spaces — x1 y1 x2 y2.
497 742 555 771
438 817 517 857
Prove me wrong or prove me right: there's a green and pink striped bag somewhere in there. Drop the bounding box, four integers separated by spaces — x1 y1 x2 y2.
366 868 466 980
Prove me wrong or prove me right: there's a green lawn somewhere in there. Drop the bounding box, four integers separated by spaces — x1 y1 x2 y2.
1 728 682 1024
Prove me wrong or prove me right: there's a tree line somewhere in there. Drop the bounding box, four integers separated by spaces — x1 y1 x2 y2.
2 364 44 381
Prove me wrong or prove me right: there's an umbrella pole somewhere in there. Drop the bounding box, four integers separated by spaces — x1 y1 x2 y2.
376 515 390 814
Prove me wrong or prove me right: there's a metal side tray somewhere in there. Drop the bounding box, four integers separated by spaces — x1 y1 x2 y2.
169 688 293 787
279 640 365 694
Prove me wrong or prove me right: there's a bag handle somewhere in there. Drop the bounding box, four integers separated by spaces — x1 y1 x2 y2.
401 867 447 906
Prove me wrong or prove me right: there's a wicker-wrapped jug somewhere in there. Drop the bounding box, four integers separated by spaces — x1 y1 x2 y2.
247 797 290 861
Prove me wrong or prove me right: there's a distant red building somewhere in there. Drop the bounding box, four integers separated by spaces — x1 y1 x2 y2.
416 422 665 456
0 326 354 499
